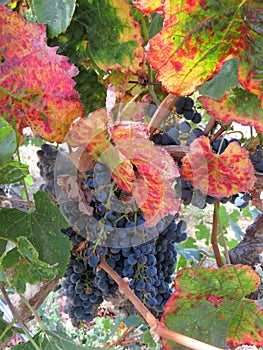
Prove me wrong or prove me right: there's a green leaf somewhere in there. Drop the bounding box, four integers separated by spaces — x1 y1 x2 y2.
0 267 6 282
0 161 29 184
32 0 76 38
0 0 10 3
229 222 244 242
0 312 21 343
12 330 104 349
0 117 16 165
195 224 210 245
0 191 71 278
123 314 142 327
198 59 239 98
143 330 159 349
162 265 263 349
1 247 20 269
1 237 58 293
148 14 163 39
49 0 144 73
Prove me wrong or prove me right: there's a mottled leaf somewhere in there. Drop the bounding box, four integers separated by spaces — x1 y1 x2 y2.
181 136 256 198
49 0 144 74
67 112 181 227
0 237 57 293
198 59 239 99
199 88 263 133
32 0 76 38
110 123 181 226
134 0 263 100
0 5 84 142
0 191 71 277
161 265 263 349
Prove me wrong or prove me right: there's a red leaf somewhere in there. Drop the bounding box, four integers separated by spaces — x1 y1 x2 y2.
181 136 256 198
199 88 263 133
110 123 181 226
0 5 84 143
67 114 181 227
161 265 263 349
134 1 263 101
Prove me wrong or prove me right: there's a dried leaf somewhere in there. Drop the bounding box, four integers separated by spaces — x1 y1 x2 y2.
181 136 256 198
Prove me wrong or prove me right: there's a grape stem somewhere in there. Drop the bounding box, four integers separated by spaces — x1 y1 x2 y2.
0 285 41 350
99 258 223 350
203 117 216 136
211 201 224 267
210 123 231 143
148 93 179 137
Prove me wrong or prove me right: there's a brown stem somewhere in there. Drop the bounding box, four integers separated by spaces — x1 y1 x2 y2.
99 258 223 350
159 145 188 160
211 201 224 267
0 195 35 208
210 124 231 143
99 258 157 327
148 94 179 137
203 117 216 136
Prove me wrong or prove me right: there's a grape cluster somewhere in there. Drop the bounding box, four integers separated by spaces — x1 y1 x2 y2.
175 96 202 124
37 144 58 198
250 144 263 173
61 215 187 326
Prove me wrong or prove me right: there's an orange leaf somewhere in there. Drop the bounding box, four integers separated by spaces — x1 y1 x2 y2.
0 6 84 143
181 136 256 198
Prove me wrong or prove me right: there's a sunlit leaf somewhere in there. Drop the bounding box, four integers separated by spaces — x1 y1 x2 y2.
199 88 263 133
162 265 263 349
0 5 84 143
181 136 256 198
134 0 263 100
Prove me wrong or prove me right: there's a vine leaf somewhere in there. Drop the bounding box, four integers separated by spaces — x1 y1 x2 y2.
0 237 58 293
180 136 256 198
12 330 104 350
50 0 144 75
0 5 84 143
198 59 239 99
66 112 181 227
0 118 29 184
0 191 71 277
199 88 263 133
134 0 263 101
31 0 76 38
161 265 263 350
110 123 181 226
0 312 21 343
